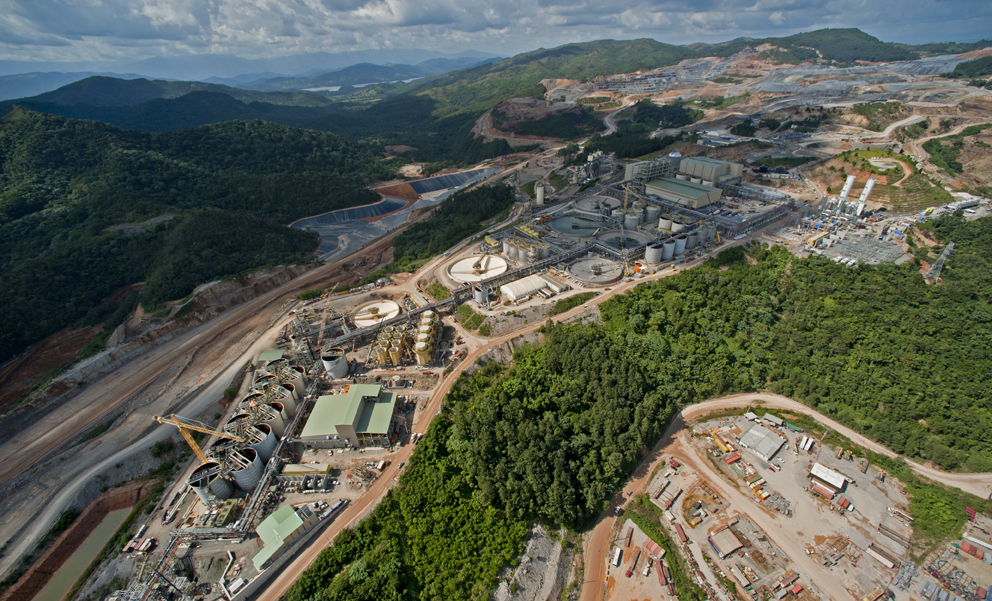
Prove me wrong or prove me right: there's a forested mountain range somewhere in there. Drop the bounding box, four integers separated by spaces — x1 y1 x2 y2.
0 108 389 362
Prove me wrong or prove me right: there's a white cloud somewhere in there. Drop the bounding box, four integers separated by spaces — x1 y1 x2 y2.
0 0 988 63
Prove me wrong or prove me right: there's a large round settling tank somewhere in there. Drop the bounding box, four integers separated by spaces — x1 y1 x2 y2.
568 257 624 285
595 230 651 250
353 301 401 328
550 215 602 237
446 255 509 283
574 196 621 215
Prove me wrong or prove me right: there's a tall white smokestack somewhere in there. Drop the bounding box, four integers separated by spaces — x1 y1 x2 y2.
855 178 876 217
836 175 857 216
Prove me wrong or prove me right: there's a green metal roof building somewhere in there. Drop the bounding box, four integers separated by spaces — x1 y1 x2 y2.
644 177 722 209
252 504 318 571
299 384 397 448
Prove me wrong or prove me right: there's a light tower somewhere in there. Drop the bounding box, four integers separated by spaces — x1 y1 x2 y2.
925 241 954 283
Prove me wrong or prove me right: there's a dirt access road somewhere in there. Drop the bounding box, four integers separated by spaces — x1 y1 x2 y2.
579 392 992 601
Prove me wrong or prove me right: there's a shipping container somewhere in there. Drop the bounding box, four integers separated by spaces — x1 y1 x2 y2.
612 547 623 567
675 523 688 544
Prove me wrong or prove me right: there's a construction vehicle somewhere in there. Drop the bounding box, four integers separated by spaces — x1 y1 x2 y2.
837 447 844 460
154 414 245 464
846 449 854 461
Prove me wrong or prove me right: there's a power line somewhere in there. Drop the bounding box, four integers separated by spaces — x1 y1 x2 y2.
925 241 954 283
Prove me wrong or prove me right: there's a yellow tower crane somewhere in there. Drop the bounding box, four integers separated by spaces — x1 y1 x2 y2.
154 414 245 464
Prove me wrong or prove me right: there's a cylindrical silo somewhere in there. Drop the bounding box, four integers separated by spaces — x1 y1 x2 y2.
662 240 676 261
536 184 545 206
646 205 661 223
414 342 432 365
383 325 395 334
416 333 432 348
250 423 278 462
473 286 486 304
645 242 664 265
231 448 263 491
540 245 550 259
691 177 702 184
259 405 286 437
418 325 433 338
659 216 673 231
671 221 685 234
189 462 233 503
687 231 699 249
676 173 689 181
321 348 349 379
389 346 402 364
422 310 435 320
707 223 716 241
624 212 641 230
502 239 512 256
674 236 687 255
520 249 531 265
375 346 389 365
269 401 290 423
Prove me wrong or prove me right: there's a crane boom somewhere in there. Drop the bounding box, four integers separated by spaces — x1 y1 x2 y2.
154 414 245 465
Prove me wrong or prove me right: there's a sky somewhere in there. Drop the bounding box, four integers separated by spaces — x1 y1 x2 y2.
1 0 990 64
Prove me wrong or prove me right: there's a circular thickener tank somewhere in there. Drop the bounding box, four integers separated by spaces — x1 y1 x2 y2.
251 423 278 462
646 205 661 223
645 243 664 265
231 448 264 491
568 257 624 285
662 240 676 261
447 255 509 283
353 301 401 328
674 236 687 255
687 231 699 249
321 347 350 379
575 196 621 214
659 216 673 231
671 221 685 234
550 215 601 237
389 347 402 364
624 213 641 230
596 230 651 250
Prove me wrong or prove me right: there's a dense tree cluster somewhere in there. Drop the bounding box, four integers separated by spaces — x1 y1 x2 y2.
0 109 383 361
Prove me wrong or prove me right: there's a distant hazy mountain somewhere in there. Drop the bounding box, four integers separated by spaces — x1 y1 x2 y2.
0 72 151 101
0 49 501 81
244 57 501 92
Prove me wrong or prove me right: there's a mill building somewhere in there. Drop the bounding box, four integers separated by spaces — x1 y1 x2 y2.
299 384 398 449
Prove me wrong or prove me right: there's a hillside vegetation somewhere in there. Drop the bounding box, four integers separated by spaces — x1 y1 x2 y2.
0 108 387 362
289 214 992 600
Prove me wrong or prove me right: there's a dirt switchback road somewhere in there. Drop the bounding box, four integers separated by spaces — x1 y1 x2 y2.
578 392 992 601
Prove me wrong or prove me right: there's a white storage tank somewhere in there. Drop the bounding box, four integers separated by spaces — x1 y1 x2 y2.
659 216 673 231
707 223 717 241
645 205 661 223
662 240 676 261
674 236 687 255
671 221 685 233
687 231 699 249
321 348 350 379
473 286 486 304
645 242 664 265
540 245 550 259
231 448 263 491
624 212 641 230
